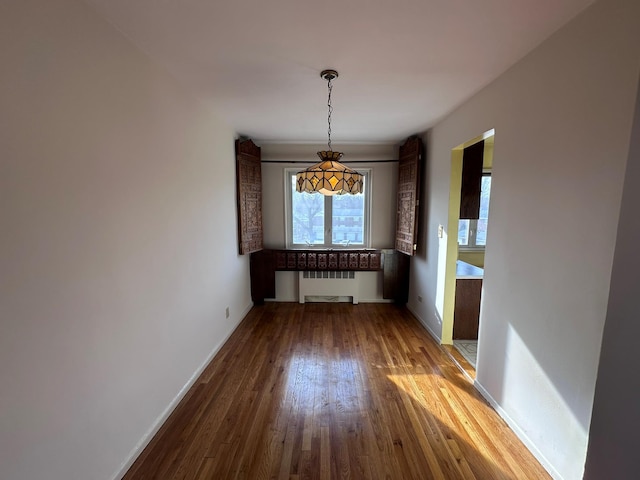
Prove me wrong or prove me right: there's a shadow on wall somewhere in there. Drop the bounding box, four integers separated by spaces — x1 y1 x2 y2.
415 130 431 263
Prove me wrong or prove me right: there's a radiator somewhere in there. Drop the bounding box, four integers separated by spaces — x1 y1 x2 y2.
298 271 359 304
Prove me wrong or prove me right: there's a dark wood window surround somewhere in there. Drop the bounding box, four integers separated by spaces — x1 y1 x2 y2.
239 134 424 306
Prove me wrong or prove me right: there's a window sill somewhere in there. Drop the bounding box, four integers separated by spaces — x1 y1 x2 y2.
458 246 486 253
287 246 370 250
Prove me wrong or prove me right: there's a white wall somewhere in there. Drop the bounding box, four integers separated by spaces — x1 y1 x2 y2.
407 0 640 478
261 143 398 302
583 78 640 479
0 1 251 479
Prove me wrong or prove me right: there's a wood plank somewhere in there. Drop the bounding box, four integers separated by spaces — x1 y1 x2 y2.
442 344 477 381
123 303 550 480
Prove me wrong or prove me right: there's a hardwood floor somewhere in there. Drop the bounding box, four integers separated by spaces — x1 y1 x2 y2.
123 303 550 480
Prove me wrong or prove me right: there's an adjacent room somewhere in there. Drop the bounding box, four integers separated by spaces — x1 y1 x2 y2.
2 0 639 479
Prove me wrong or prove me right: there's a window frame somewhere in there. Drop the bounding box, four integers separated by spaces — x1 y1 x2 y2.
284 167 372 249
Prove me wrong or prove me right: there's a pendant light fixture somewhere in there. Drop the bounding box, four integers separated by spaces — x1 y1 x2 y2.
296 70 363 196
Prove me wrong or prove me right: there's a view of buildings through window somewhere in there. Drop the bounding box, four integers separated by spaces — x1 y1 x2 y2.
290 175 367 247
458 175 491 248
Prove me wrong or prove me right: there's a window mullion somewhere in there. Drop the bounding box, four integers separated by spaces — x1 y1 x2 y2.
469 219 477 247
286 168 370 249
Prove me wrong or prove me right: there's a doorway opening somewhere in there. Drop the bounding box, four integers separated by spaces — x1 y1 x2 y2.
441 130 494 377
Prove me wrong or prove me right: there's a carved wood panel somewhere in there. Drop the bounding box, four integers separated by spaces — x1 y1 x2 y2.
329 253 338 269
261 250 381 271
287 252 296 269
236 139 263 255
395 136 423 256
297 253 307 269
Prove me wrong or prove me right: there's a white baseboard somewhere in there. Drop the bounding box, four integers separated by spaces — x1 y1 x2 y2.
111 302 254 480
406 304 561 479
266 297 393 303
112 302 561 480
357 298 394 303
406 304 442 343
473 381 563 480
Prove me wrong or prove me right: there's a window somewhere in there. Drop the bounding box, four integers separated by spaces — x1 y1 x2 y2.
458 174 491 249
286 169 371 248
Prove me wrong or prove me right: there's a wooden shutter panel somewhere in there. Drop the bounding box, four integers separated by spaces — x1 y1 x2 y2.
395 136 423 256
236 138 263 255
460 140 484 219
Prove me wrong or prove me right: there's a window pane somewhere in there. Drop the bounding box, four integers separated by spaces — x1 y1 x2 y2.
479 176 491 220
476 219 488 246
476 175 491 246
287 171 370 248
332 190 365 245
458 219 470 246
291 177 325 244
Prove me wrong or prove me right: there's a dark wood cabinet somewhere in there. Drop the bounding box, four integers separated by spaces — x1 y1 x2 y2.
382 250 410 304
249 249 409 304
460 140 484 220
453 278 482 340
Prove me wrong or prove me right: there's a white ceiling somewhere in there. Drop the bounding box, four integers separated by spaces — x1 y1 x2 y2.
84 0 594 144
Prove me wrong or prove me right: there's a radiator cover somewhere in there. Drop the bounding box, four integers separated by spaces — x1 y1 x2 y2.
298 271 359 304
